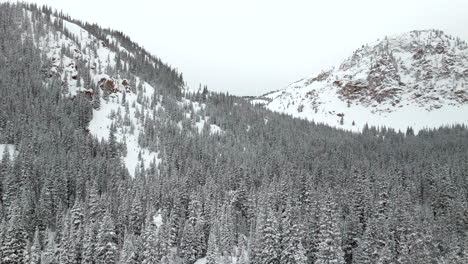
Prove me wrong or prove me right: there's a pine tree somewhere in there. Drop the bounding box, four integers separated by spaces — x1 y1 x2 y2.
62 72 69 95
1 200 28 264
315 194 345 264
92 89 101 110
257 209 280 264
342 170 371 264
119 233 141 264
58 211 72 264
178 198 209 262
86 182 102 222
69 200 84 263
2 161 20 210
302 189 320 264
280 203 307 264
20 187 37 239
41 229 58 264
206 223 221 264
0 147 11 205
294 242 308 264
180 220 199 264
141 214 166 264
399 225 435 264
39 176 56 230
30 227 41 264
353 229 373 264
365 187 394 264
97 211 118 264
167 206 181 247
108 124 119 160
219 203 235 256
82 222 99 264
128 190 144 236
57 201 84 263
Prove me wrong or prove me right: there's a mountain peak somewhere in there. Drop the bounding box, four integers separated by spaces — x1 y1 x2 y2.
255 29 468 132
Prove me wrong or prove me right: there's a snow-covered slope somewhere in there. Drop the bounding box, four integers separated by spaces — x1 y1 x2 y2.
25 9 219 177
257 30 468 132
31 13 161 176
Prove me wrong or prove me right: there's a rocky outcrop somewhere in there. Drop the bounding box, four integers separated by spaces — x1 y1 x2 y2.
121 79 136 93
304 70 332 86
98 78 119 93
254 29 468 132
259 29 468 113
80 90 94 100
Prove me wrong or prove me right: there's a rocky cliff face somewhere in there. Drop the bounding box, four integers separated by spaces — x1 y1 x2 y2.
256 30 468 132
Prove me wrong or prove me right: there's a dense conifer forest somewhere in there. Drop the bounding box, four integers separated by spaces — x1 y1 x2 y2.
0 3 466 264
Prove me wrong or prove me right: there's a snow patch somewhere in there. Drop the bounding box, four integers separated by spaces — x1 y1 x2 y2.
0 144 17 160
88 86 160 177
153 210 163 228
194 258 207 264
195 118 223 135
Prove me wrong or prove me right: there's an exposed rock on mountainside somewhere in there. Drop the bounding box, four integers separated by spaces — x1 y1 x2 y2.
15 4 221 176
256 30 468 132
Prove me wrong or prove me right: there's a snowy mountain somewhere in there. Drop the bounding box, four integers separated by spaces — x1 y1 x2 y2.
19 6 221 177
255 30 468 132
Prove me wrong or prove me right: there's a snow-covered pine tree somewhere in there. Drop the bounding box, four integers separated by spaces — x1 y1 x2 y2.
86 182 103 222
1 200 28 264
257 208 280 264
30 227 41 264
180 219 199 264
294 241 308 264
69 200 85 263
218 202 235 257
40 228 58 264
0 147 10 206
118 232 136 264
1 159 21 211
128 189 144 236
141 213 166 264
82 221 99 264
206 217 221 264
280 202 306 264
39 176 56 230
120 232 143 264
353 228 373 264
97 210 118 264
315 193 345 264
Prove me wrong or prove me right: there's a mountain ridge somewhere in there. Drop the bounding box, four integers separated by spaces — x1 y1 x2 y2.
254 29 468 132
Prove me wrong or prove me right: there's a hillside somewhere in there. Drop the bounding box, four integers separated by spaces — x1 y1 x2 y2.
256 30 468 132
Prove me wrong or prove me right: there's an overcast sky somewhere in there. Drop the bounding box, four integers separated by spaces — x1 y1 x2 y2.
13 0 468 95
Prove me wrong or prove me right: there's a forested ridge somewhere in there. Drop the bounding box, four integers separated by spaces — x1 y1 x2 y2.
0 3 466 264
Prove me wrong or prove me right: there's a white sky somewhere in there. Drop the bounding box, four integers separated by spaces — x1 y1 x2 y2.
12 0 468 95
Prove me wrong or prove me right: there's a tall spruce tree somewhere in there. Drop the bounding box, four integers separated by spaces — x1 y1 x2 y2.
315 194 345 264
1 200 28 264
97 211 118 264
